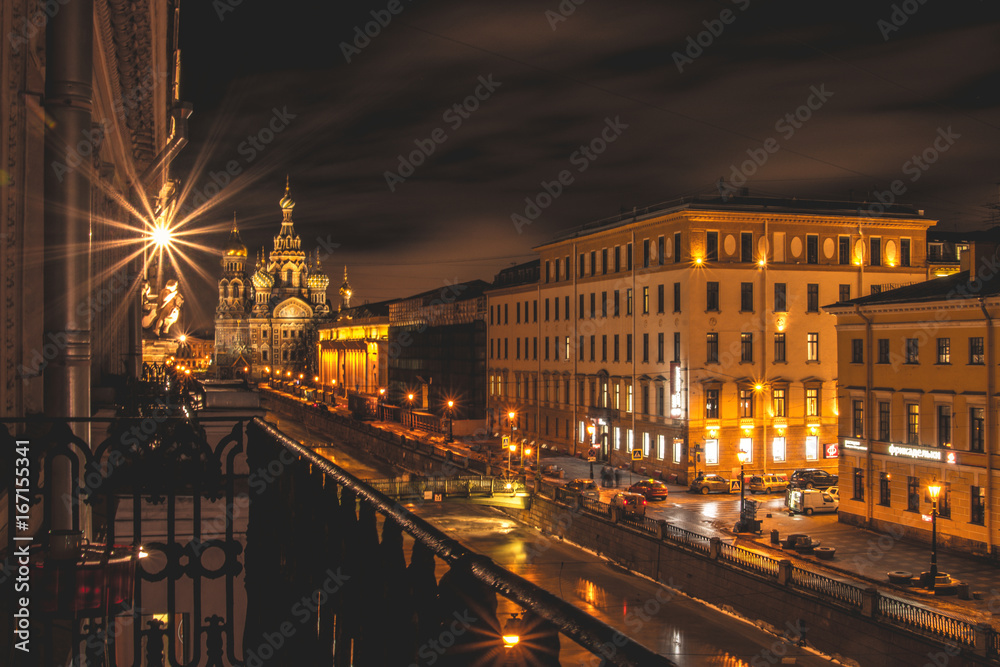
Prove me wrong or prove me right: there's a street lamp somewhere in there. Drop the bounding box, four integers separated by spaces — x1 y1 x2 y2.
508 439 517 475
737 449 749 519
378 387 386 420
407 392 415 431
587 423 596 479
927 481 942 589
446 400 455 443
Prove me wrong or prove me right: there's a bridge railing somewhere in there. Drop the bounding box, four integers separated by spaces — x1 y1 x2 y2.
247 418 675 666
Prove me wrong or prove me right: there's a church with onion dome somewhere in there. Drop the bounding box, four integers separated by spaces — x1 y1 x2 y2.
213 179 332 378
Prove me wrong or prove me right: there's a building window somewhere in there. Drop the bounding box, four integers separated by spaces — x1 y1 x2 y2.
656 434 666 459
774 333 786 362
590 335 596 362
852 400 864 438
544 299 550 321
740 283 753 312
626 334 632 362
937 338 950 364
907 477 920 512
657 284 665 314
707 333 719 363
642 239 650 268
806 235 818 264
590 292 596 318
853 468 864 501
655 333 663 364
706 389 719 419
674 232 681 263
602 248 608 274
807 284 819 312
657 385 665 415
516 302 521 323
807 333 819 361
642 286 649 314
972 486 986 525
707 282 719 311
658 236 665 266
806 388 819 417
969 337 985 364
545 260 551 283
579 336 584 361
642 386 650 414
613 334 620 362
741 232 753 263
877 339 889 364
839 284 851 303
879 473 891 507
805 436 818 460
772 437 786 462
937 483 951 519
937 405 951 447
878 401 890 442
851 339 863 364
642 334 649 363
900 238 911 267
774 283 786 312
773 388 786 417
673 332 681 363
516 338 521 360
614 246 621 272
555 297 560 320
870 237 882 266
579 294 585 319
673 283 681 313
602 292 608 318
613 290 620 317
906 404 919 444
626 289 633 315
627 384 633 412
673 438 683 464
838 236 850 265
971 407 985 452
705 438 719 465
741 332 753 363
706 231 719 261
905 338 919 364
614 426 621 449
739 388 754 418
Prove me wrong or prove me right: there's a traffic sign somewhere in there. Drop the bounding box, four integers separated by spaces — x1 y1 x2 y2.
631 449 642 461
502 435 510 447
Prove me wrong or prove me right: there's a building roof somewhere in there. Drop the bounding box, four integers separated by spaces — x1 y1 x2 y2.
537 193 930 248
491 259 540 289
827 270 1000 310
338 298 396 320
396 279 492 305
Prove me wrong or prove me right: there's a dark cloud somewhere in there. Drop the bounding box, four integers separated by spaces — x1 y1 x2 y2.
173 0 1000 330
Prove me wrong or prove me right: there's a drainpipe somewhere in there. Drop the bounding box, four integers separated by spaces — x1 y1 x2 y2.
979 296 994 554
43 0 94 544
854 304 874 527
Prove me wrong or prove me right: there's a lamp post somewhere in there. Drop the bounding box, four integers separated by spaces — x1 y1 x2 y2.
378 387 386 420
927 481 942 589
407 393 415 431
587 423 596 479
446 400 454 443
737 449 748 519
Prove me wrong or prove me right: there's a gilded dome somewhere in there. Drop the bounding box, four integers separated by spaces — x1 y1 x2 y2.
279 175 295 210
225 215 247 257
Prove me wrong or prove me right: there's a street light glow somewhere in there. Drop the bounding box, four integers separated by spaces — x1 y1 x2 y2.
928 482 942 500
151 224 173 248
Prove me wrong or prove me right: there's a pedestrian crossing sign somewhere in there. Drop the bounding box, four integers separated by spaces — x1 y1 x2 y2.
502 435 510 447
631 449 642 461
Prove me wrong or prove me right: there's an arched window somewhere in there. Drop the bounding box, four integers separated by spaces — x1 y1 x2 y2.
232 283 241 299
286 269 293 285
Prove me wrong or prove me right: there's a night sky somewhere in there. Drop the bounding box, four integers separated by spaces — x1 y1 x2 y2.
174 0 1000 331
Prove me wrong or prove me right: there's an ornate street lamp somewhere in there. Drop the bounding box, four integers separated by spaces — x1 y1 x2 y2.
927 481 942 589
446 400 455 443
407 392 415 431
737 449 749 518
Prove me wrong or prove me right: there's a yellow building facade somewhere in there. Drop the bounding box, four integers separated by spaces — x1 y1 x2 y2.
828 241 1000 555
317 306 389 396
488 195 935 483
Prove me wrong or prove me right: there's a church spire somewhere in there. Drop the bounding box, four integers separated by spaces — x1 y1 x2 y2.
339 265 352 310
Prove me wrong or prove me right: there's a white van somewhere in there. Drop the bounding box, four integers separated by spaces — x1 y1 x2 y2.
787 488 839 516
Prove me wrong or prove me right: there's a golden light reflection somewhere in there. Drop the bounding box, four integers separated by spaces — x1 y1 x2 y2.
575 578 606 611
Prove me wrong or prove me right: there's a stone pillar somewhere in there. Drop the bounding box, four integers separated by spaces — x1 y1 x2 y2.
709 536 721 560
974 623 993 657
777 559 793 586
861 587 879 618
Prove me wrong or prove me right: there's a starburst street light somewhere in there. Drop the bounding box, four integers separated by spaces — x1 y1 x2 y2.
151 223 173 249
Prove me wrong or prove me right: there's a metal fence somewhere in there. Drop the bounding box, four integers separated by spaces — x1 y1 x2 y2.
719 542 780 577
661 522 712 553
789 567 864 608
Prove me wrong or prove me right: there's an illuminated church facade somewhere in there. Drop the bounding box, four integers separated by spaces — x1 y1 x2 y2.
214 181 332 377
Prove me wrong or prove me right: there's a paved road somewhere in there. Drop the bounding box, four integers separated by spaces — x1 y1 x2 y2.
268 411 835 666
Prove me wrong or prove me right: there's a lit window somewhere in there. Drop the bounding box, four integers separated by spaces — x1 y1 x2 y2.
705 439 719 465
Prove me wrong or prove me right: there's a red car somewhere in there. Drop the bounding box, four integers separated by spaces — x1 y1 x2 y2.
627 479 669 501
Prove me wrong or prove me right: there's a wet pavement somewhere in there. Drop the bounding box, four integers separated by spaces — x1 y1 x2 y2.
268 410 835 666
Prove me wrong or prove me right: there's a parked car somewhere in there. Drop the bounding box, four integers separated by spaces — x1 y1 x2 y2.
561 478 600 501
790 468 839 489
748 474 789 494
826 486 840 501
628 479 669 501
689 473 730 494
787 488 839 515
610 492 647 518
